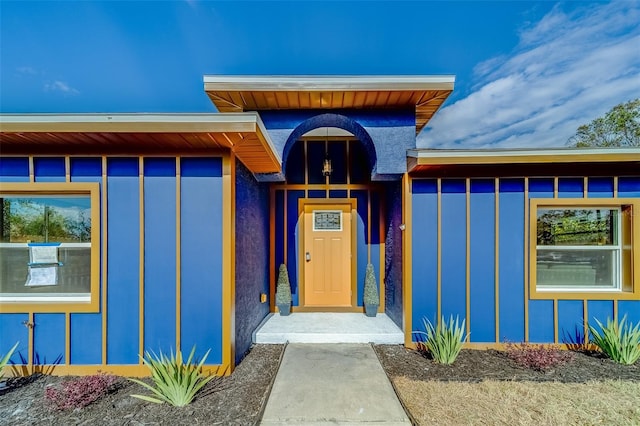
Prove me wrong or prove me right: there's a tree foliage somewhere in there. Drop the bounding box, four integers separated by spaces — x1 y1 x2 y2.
568 98 640 147
1 198 91 243
537 209 614 246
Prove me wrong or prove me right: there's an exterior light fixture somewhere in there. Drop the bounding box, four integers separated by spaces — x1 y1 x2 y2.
322 127 332 177
322 154 332 177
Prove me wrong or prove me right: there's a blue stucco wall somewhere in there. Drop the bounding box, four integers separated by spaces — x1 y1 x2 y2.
411 176 640 345
384 181 404 328
258 109 415 179
0 156 225 367
234 159 270 363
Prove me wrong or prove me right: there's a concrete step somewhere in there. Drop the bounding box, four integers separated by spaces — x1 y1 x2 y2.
253 313 405 344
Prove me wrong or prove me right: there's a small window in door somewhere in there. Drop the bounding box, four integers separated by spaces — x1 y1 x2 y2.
313 211 342 231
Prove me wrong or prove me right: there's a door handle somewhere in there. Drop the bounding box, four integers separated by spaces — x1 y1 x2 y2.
305 252 311 262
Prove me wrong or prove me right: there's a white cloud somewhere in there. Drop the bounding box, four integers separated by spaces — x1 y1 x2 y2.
16 66 38 75
44 80 80 95
419 2 640 149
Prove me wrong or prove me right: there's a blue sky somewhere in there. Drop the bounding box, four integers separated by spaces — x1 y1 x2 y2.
1 1 638 148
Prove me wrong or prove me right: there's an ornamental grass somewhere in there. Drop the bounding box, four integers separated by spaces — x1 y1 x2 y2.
415 315 468 365
589 315 640 365
129 346 215 407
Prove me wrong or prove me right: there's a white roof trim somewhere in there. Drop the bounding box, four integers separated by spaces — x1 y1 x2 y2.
255 115 281 164
204 75 455 91
0 112 281 165
0 112 262 126
408 148 640 158
0 112 273 136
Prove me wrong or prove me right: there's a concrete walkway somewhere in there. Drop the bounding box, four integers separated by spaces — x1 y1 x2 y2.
260 343 411 425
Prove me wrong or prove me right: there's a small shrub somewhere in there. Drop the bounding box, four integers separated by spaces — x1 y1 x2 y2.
505 342 575 371
1 342 19 377
129 346 215 407
415 315 467 365
275 264 292 306
45 374 120 410
363 263 379 306
589 315 640 365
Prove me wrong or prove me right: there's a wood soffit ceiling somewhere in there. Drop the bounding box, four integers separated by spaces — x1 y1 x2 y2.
204 76 455 134
0 114 281 174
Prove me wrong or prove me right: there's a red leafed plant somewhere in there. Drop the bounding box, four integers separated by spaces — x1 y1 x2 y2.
45 374 120 410
505 342 576 371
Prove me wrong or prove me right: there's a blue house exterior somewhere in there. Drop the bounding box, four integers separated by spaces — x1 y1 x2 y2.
409 161 640 348
0 76 638 376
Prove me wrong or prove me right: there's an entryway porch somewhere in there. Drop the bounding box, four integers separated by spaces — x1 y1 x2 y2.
252 312 404 344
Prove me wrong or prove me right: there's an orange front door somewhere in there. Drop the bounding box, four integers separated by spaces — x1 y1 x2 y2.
303 203 352 307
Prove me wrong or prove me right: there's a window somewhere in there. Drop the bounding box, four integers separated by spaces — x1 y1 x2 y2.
530 198 639 300
313 211 342 231
0 183 100 312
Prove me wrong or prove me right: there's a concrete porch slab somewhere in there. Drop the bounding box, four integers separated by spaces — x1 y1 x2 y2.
253 313 404 344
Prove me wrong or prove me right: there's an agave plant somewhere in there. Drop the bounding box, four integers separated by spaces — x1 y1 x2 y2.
129 346 215 406
589 315 640 365
1 342 19 377
415 315 468 365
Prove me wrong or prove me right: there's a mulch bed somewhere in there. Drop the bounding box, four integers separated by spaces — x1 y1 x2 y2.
374 345 640 383
0 344 284 426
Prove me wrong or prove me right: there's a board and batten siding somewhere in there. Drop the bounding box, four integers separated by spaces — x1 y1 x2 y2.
411 176 640 346
0 156 229 375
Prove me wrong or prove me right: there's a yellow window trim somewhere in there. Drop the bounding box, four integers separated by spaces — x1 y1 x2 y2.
529 198 640 301
0 182 101 313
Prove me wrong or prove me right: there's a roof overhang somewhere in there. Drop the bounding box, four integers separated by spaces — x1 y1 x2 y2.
0 113 281 174
407 147 640 176
204 75 455 134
